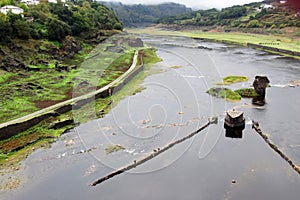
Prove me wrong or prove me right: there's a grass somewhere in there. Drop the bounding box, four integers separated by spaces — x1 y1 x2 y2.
207 87 242 101
221 76 249 85
0 35 146 124
235 88 258 98
0 48 162 168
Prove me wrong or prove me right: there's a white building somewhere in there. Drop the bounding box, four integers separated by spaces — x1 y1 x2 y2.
0 5 24 15
21 0 40 5
260 4 273 10
48 0 66 3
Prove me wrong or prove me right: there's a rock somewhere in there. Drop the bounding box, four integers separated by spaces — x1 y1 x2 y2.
209 116 218 124
128 38 144 47
61 36 82 58
48 119 74 129
252 76 270 98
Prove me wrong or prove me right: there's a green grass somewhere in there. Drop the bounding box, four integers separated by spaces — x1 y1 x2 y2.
207 87 242 101
0 47 162 169
221 76 249 85
235 88 258 97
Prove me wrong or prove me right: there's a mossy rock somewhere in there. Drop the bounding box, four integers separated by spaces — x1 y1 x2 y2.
235 88 258 97
222 76 249 85
207 87 241 101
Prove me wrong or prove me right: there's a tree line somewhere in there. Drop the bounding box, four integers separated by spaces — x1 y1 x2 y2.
101 2 192 27
0 0 123 42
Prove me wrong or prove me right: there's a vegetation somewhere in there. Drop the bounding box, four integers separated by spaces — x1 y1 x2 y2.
235 88 258 98
222 76 249 85
156 1 300 30
101 2 192 26
0 48 162 168
0 0 122 42
207 87 242 101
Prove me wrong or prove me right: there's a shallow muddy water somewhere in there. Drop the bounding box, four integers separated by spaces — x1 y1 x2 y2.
1 35 300 200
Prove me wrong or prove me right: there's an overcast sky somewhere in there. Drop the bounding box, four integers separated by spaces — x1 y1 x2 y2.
101 0 264 9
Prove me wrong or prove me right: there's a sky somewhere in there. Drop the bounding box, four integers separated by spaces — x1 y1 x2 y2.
101 0 264 9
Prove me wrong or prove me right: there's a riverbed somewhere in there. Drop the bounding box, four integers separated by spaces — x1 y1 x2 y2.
1 34 300 200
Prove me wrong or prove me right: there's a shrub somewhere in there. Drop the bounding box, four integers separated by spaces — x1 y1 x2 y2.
246 20 263 28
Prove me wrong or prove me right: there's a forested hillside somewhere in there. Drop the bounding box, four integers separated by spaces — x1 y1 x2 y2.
156 1 300 30
0 0 122 42
0 0 124 73
100 2 192 26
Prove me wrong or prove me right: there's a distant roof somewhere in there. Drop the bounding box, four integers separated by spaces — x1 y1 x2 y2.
1 5 23 9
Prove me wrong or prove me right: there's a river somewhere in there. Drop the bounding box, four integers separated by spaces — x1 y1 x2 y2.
1 34 300 200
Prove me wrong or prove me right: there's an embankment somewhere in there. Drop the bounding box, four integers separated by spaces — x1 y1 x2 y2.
192 37 300 58
247 43 300 57
0 51 143 140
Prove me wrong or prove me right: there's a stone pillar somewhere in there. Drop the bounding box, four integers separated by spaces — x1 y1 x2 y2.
252 76 270 105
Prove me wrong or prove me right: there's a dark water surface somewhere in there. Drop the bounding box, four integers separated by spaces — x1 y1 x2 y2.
1 35 300 200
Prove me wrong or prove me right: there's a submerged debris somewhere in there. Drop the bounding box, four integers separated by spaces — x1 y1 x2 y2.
91 120 213 186
252 121 300 175
288 80 300 88
105 144 125 154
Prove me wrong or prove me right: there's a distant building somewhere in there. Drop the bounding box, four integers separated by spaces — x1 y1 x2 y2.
260 4 274 9
0 5 24 15
48 0 66 3
21 0 40 5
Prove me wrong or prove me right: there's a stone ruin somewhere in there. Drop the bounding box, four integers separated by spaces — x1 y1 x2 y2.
252 75 270 106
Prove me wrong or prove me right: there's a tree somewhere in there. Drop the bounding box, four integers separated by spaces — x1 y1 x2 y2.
196 12 201 22
0 0 16 7
0 14 12 42
246 20 263 28
46 18 71 41
13 19 31 39
113 22 122 30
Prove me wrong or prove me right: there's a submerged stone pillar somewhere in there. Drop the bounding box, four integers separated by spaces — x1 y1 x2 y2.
252 76 270 106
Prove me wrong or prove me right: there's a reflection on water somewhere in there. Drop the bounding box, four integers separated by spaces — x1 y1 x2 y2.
225 126 245 139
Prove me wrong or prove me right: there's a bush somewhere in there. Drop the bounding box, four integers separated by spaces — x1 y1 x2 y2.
246 20 263 28
113 22 123 30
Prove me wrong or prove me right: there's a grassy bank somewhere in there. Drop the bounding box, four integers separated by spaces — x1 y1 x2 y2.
0 35 141 124
128 27 300 54
0 48 162 169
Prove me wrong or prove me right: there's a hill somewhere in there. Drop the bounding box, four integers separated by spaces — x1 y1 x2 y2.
0 0 123 71
100 1 192 27
156 1 300 33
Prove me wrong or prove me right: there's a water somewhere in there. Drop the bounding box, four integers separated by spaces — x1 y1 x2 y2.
1 35 300 200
